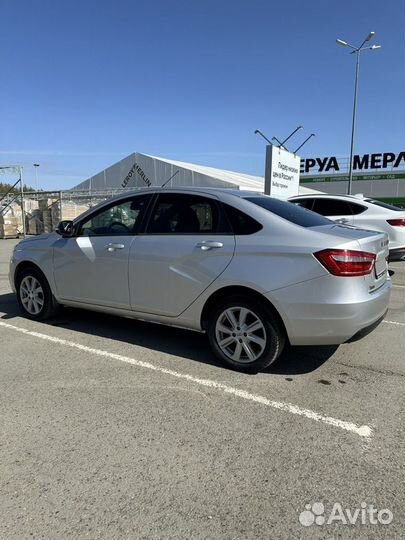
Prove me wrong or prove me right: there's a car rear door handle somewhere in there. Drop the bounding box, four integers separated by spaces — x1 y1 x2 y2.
196 241 224 251
104 243 125 252
335 218 349 224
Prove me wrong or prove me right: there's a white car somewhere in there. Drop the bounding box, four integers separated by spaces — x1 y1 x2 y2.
289 194 405 262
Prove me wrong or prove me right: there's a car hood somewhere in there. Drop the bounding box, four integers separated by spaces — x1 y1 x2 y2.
15 233 55 248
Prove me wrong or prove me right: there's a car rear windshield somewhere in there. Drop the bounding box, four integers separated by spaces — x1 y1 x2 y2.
244 196 332 228
365 199 404 211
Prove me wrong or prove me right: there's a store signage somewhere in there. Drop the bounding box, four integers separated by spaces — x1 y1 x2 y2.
302 172 405 184
122 162 152 188
265 145 300 199
301 151 405 174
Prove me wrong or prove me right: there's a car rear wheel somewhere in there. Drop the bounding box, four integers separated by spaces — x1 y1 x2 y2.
207 295 285 373
16 267 59 321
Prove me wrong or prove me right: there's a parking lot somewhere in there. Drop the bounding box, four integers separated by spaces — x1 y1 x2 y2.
0 238 404 540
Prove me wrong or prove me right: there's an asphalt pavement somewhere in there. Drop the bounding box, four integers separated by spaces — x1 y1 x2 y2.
0 238 404 540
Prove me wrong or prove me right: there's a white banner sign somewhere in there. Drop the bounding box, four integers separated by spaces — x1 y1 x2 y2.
265 145 300 199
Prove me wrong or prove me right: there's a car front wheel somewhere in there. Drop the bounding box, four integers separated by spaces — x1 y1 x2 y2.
207 295 285 373
16 267 59 321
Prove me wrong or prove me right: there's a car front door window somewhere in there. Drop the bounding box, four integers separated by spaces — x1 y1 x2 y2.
79 197 150 236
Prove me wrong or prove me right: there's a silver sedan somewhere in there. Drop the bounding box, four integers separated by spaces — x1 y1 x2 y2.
9 188 391 372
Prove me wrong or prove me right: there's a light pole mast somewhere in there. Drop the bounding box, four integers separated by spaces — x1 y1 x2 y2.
336 32 382 195
348 50 360 196
33 163 40 192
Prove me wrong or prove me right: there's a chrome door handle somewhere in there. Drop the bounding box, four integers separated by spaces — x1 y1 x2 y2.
104 243 125 252
335 218 349 224
196 241 224 251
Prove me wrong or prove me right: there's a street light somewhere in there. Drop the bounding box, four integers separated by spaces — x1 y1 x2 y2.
336 32 382 194
254 129 272 145
33 163 40 192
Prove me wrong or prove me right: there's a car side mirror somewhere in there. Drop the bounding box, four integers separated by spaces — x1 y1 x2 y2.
56 220 74 237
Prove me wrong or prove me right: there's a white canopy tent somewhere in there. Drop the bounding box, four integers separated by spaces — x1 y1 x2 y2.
73 152 321 195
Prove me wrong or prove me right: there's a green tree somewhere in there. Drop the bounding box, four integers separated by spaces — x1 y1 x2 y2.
0 181 37 194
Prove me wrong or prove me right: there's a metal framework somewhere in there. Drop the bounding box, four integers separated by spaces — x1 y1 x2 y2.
0 165 26 237
0 186 146 237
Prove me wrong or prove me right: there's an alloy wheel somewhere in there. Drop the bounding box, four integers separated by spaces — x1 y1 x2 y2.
20 276 44 315
215 306 267 363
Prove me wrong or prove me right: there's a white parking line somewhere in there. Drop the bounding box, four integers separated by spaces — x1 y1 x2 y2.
392 284 405 289
384 320 405 327
0 320 372 439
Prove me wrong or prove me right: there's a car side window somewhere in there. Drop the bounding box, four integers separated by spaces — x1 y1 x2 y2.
347 202 367 215
222 203 263 234
291 198 315 210
146 193 229 234
312 198 353 216
78 194 151 236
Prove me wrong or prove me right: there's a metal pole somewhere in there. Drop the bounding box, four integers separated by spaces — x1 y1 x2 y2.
254 129 272 145
19 167 26 238
264 145 273 195
293 133 315 155
59 190 63 221
279 125 303 149
347 50 360 195
271 136 285 149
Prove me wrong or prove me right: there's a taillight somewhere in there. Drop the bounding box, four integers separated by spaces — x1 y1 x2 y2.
387 218 405 227
314 249 376 277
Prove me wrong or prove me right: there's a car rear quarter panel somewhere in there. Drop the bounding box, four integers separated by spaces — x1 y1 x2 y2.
267 275 391 345
354 214 405 250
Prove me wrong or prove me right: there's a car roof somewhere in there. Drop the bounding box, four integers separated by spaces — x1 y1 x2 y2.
129 186 261 196
289 193 365 201
98 186 265 203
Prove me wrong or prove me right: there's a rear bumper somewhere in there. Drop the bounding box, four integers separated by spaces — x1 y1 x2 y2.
267 276 391 346
388 247 405 262
345 311 387 342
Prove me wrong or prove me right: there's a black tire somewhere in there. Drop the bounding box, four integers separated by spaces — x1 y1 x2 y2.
207 295 285 373
16 267 59 321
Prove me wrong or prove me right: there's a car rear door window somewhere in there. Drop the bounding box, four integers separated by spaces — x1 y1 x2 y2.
312 198 353 216
347 201 367 215
146 193 230 234
222 204 263 234
290 198 315 210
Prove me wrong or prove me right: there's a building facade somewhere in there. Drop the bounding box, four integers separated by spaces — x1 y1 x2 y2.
300 151 405 205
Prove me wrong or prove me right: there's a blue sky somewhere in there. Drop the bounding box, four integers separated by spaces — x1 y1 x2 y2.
1 0 404 190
